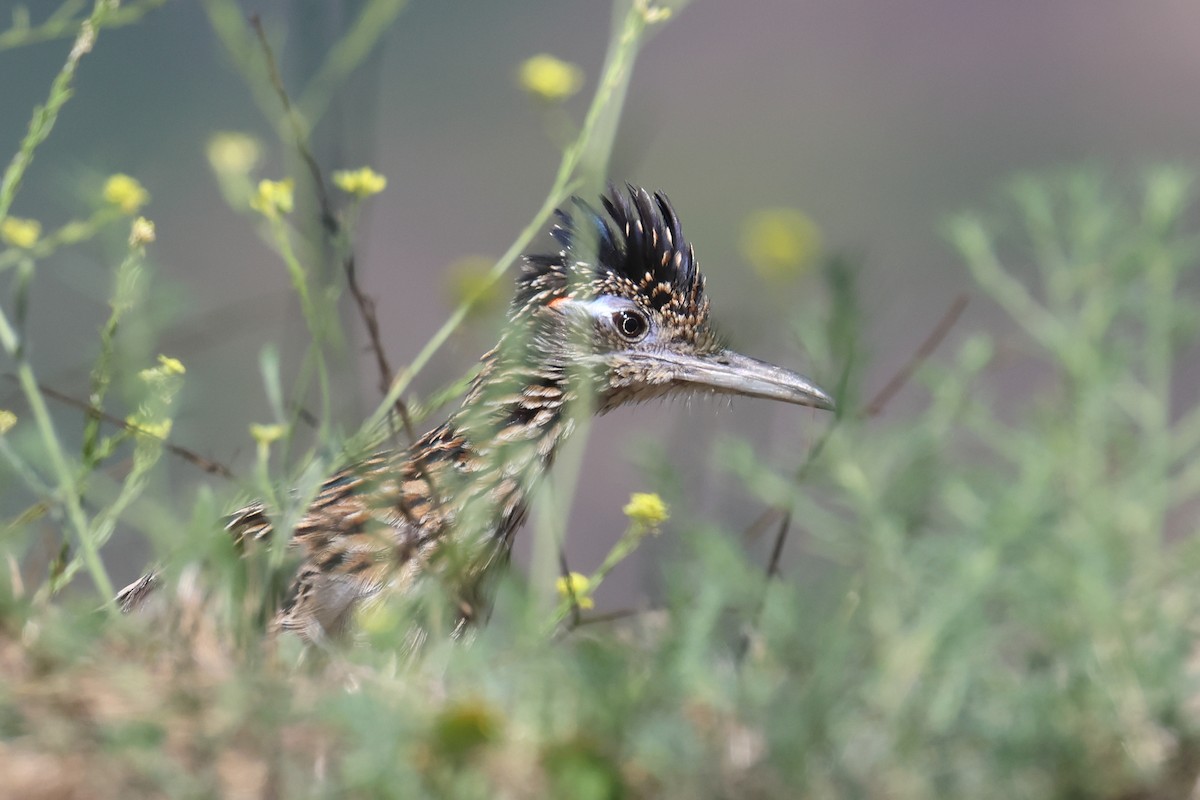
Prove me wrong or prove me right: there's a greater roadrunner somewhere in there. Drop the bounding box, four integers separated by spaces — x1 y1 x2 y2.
118 184 834 641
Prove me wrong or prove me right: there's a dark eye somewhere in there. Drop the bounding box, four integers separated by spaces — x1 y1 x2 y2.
613 309 649 341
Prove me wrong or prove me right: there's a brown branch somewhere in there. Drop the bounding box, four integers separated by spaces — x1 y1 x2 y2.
741 505 785 545
741 294 969 567
739 428 831 549
862 293 969 418
764 509 792 580
247 17 446 526
247 13 418 442
248 14 336 234
572 607 643 627
735 511 794 664
345 253 397 402
36 382 236 480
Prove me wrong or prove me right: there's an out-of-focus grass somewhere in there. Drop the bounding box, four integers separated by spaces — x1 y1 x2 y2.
4 3 1200 799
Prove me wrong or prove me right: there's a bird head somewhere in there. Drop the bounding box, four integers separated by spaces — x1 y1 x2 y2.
511 184 835 414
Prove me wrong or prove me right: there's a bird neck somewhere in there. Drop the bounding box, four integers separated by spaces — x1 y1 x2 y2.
410 327 580 547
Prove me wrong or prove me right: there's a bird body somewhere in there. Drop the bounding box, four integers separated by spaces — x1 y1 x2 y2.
118 185 833 641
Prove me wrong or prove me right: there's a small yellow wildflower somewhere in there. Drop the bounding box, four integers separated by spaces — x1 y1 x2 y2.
137 356 183 383
740 207 821 281
555 572 595 609
1 217 41 249
332 167 387 198
129 216 156 246
128 418 172 439
206 132 262 176
0 410 16 435
156 354 185 376
249 423 287 446
518 54 584 102
103 174 150 214
249 178 295 220
623 492 669 527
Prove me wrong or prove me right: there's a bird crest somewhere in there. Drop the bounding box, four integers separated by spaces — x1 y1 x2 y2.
516 184 710 331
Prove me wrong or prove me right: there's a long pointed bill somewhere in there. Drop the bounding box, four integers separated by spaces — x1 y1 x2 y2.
653 349 835 410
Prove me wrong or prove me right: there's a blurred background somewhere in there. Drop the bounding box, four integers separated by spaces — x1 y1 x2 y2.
3 0 1200 605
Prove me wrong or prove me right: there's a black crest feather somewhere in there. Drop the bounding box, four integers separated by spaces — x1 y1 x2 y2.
515 183 707 316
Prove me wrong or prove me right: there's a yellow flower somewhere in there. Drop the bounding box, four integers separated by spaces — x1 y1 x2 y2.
103 174 150 214
128 417 172 439
138 355 184 383
1 217 41 249
156 354 185 376
249 178 294 220
740 207 822 281
518 54 584 102
555 572 595 609
0 410 16 434
332 167 387 198
249 423 287 446
129 216 156 246
623 492 669 527
206 132 262 176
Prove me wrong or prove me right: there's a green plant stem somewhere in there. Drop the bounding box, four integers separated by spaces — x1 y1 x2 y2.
0 2 123 608
200 0 281 128
269 216 333 438
529 413 593 616
0 0 166 52
358 0 685 442
949 216 1071 358
297 0 409 123
546 521 660 631
83 248 141 460
0 9 95 221
0 209 123 272
10 358 114 602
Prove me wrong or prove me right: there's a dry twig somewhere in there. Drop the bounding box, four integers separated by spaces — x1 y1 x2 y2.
36 382 235 479
247 14 416 442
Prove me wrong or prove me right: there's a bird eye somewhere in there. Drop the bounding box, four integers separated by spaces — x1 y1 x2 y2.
613 309 649 341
